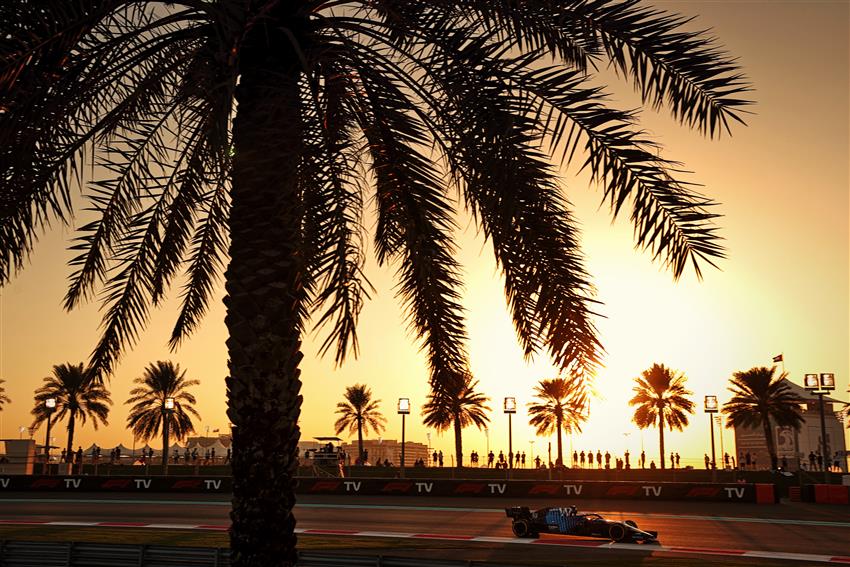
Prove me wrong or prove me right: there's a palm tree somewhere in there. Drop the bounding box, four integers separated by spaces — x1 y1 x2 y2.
629 363 694 469
422 374 490 468
30 363 111 459
2 3 750 563
528 376 588 466
334 384 386 464
126 361 200 474
722 366 803 469
0 380 10 411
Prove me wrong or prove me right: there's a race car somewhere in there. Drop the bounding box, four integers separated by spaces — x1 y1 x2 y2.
506 505 658 543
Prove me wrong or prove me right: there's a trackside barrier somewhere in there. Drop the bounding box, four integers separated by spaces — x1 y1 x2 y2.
298 479 776 503
804 484 850 504
0 541 527 567
0 475 777 503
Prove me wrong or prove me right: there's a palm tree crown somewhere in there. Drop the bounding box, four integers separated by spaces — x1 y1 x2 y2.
126 361 200 444
334 384 386 463
422 373 490 467
722 366 803 469
528 376 588 466
31 363 111 457
0 379 10 410
2 2 751 564
629 363 694 469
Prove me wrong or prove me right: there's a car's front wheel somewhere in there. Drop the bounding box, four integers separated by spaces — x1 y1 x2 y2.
608 523 627 542
512 520 537 538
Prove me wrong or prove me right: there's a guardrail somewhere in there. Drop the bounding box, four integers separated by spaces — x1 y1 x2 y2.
0 541 524 566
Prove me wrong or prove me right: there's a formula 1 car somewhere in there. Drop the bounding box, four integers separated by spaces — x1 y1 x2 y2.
506 506 658 543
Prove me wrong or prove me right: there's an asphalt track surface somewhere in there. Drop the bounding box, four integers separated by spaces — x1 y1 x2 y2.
1 493 849 562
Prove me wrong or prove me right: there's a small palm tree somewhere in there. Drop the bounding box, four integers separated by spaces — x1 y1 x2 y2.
422 374 490 467
629 363 694 469
334 384 386 464
722 366 803 469
0 379 10 411
528 376 588 466
31 363 111 458
126 361 200 473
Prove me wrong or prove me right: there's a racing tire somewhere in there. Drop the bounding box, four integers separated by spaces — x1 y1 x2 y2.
512 520 534 538
608 523 627 542
624 520 638 529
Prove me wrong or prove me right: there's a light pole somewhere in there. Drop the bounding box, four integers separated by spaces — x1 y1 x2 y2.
529 440 535 468
43 398 56 473
162 397 175 475
704 395 718 479
716 415 725 468
504 397 516 473
398 398 410 478
805 373 835 482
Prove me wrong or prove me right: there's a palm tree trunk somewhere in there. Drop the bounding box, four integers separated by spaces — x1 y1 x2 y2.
357 417 364 464
555 414 563 466
659 419 666 470
762 417 777 470
227 15 305 566
66 408 76 461
454 415 463 468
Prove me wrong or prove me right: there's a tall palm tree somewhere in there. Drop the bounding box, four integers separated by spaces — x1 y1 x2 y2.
528 376 587 466
0 379 10 411
126 361 200 473
30 363 111 458
629 363 694 469
722 366 803 469
422 374 490 468
334 384 386 464
2 3 750 564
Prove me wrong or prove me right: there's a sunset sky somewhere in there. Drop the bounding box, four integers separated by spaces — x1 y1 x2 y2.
1 1 847 468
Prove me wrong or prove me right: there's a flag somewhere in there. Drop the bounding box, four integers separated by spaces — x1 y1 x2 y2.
773 354 783 363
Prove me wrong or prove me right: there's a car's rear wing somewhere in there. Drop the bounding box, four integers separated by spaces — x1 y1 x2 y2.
505 506 532 519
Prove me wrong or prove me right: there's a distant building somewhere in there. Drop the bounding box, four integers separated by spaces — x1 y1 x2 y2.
733 379 847 471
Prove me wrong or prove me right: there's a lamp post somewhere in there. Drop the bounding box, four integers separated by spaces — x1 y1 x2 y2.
43 398 56 473
715 415 725 468
704 395 718 479
529 440 535 468
504 397 516 473
805 373 835 482
398 398 410 478
162 397 175 476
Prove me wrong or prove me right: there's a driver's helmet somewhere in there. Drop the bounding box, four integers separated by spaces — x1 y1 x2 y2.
569 505 577 516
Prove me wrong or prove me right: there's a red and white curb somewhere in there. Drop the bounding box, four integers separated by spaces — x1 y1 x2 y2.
2 520 848 563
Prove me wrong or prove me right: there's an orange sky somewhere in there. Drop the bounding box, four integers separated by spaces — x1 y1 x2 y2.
1 1 848 468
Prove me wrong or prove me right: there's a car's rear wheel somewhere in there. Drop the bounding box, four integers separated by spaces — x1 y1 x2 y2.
625 520 638 529
512 520 535 538
608 523 627 542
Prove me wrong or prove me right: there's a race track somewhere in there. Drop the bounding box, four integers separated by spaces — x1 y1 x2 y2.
1 493 849 561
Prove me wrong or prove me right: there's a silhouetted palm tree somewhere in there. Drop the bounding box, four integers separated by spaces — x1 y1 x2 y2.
629 363 694 469
528 377 587 466
722 366 803 469
126 361 199 474
0 379 10 411
2 3 750 563
422 374 490 467
31 363 111 458
334 384 386 464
